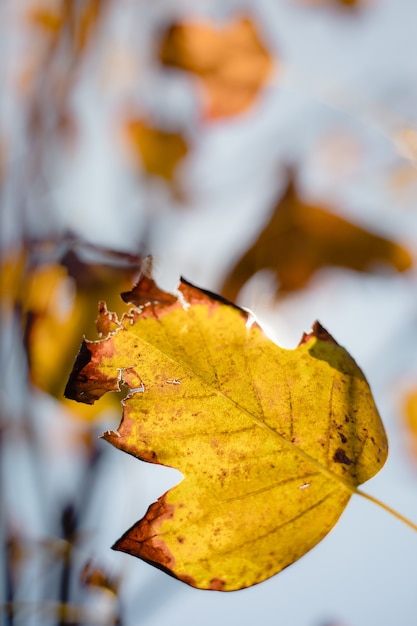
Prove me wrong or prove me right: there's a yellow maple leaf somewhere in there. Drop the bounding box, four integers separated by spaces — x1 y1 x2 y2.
158 16 274 119
222 177 413 301
65 272 388 590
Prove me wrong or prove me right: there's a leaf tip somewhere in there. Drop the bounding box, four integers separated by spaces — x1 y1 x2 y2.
299 320 338 346
121 260 177 308
96 301 121 337
179 276 248 318
111 496 176 572
101 429 121 443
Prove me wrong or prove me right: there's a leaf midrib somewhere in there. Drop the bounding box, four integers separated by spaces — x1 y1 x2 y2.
120 314 360 499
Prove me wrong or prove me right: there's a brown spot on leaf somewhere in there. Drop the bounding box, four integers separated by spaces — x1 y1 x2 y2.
178 573 197 587
209 577 226 591
333 448 354 465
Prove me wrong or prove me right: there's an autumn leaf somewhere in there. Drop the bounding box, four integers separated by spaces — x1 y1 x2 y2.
158 16 274 119
123 119 188 183
222 177 413 301
65 271 388 590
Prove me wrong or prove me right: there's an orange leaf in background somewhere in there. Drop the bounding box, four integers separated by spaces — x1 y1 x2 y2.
221 177 413 301
403 389 417 460
124 119 188 183
159 16 274 119
65 271 387 590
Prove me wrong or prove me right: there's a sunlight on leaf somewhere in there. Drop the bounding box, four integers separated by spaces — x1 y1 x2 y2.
65 271 387 590
159 16 274 119
222 176 413 301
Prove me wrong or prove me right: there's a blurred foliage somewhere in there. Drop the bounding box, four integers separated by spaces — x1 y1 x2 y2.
27 0 108 55
1 242 141 421
80 560 120 596
222 174 412 300
159 16 274 119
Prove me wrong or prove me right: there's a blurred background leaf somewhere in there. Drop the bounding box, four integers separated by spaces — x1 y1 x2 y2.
222 173 413 300
159 16 274 119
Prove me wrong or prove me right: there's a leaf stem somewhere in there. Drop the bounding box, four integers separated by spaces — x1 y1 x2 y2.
355 489 417 532
237 402 417 532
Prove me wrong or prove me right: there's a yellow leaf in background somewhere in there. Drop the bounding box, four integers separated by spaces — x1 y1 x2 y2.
403 389 417 460
2 245 141 422
222 176 413 301
0 247 27 317
124 119 188 182
159 17 274 119
65 272 387 590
